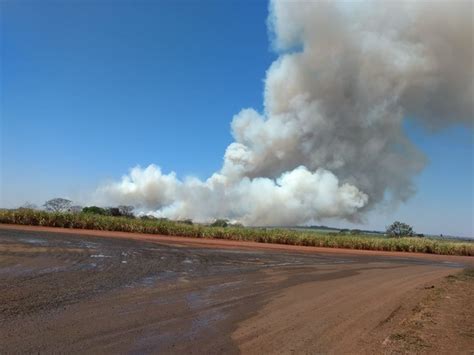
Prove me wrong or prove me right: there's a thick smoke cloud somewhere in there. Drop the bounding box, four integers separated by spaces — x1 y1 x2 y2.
96 0 473 225
99 164 368 225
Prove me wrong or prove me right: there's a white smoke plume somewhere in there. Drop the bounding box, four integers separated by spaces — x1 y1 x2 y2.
96 0 473 226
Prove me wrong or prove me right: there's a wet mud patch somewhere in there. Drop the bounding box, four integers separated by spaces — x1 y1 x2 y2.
0 227 470 353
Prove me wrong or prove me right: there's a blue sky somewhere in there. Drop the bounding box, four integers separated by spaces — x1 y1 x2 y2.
1 0 472 237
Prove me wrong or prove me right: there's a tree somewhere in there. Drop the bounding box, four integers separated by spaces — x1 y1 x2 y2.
210 219 229 227
43 198 72 212
118 205 134 217
386 221 414 238
107 207 122 217
82 206 108 215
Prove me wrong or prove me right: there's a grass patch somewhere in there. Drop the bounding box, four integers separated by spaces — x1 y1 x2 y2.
389 332 428 349
447 268 474 282
0 209 473 256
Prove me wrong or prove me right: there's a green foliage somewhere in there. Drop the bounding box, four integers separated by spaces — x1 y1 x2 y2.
386 221 415 238
0 209 472 256
210 219 229 227
82 206 108 215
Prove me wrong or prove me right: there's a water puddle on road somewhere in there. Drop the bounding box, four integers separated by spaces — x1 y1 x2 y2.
19 238 48 245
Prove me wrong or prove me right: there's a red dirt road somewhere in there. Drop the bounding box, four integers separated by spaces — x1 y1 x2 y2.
0 225 472 354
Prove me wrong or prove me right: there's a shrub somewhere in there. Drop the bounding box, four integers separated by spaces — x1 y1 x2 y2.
82 206 108 215
210 219 229 227
107 208 122 217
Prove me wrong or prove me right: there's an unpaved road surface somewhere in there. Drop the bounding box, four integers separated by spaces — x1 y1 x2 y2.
0 225 472 354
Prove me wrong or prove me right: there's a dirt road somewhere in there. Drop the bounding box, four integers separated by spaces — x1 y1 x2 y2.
0 225 472 354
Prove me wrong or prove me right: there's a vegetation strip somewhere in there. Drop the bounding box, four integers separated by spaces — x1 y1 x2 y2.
0 209 472 256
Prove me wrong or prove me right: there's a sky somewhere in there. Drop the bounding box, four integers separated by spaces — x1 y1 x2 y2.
1 0 473 237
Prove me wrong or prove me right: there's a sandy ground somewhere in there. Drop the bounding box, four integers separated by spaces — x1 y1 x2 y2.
0 225 472 354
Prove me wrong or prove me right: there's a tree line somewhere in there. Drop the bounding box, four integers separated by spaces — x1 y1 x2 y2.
21 198 135 218
20 198 421 237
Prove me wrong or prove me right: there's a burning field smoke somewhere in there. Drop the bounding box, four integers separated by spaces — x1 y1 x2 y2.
97 0 473 225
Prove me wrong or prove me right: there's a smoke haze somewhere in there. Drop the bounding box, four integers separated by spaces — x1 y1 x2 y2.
96 0 473 225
